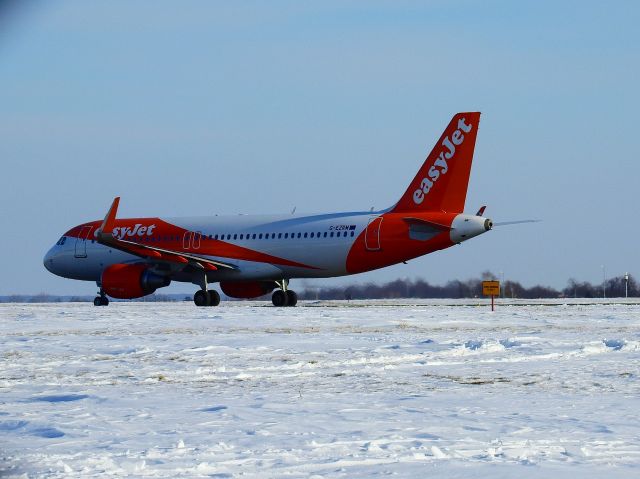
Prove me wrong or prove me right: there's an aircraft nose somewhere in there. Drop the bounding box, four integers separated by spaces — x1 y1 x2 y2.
43 246 56 273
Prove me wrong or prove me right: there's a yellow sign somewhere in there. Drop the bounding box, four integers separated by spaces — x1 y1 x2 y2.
482 280 500 296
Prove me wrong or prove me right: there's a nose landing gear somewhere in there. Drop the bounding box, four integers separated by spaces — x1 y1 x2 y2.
93 287 109 306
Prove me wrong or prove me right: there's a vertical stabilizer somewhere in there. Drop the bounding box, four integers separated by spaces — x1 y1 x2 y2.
392 112 481 213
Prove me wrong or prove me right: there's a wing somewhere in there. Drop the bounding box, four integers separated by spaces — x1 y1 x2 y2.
95 197 238 272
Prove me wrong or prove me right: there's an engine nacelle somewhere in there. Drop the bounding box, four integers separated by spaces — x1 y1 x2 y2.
101 264 171 299
220 281 275 299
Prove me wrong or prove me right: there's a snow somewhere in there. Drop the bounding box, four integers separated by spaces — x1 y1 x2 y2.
1 299 639 477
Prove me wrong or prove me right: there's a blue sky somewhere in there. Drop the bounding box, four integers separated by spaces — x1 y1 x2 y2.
1 1 639 295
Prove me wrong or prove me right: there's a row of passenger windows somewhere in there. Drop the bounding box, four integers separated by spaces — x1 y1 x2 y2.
116 230 355 243
210 231 355 241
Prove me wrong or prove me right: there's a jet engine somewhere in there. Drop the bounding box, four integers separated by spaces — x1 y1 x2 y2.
101 264 171 299
220 281 275 299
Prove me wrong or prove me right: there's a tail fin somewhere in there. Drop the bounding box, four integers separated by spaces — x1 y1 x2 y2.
391 112 481 213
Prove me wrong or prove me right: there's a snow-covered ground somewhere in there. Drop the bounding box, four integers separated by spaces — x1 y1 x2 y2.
1 299 639 478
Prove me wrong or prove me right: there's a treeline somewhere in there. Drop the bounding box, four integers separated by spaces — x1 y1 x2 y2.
299 271 639 300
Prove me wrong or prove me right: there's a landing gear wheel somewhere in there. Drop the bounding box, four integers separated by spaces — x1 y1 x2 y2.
93 296 109 306
194 290 210 307
285 290 297 307
272 290 289 307
207 290 220 307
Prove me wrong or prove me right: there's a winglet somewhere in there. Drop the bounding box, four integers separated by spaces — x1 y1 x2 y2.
97 197 120 240
475 205 486 216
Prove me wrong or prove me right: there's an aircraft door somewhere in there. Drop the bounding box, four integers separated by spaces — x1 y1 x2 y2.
74 226 93 258
182 231 193 250
365 216 383 251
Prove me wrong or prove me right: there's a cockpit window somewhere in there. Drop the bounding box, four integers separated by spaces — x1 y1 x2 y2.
56 237 67 246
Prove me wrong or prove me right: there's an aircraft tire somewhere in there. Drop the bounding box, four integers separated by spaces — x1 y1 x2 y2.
272 290 289 307
286 290 297 307
194 290 210 307
94 296 109 306
207 290 220 306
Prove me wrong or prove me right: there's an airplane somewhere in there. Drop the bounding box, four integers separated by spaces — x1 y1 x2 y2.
44 112 497 307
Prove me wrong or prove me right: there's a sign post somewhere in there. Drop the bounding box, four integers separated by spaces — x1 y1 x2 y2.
482 281 500 311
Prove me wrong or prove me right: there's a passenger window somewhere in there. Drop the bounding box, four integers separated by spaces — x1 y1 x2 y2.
310 232 314 238
297 233 301 238
351 231 355 237
259 234 263 239
343 231 348 237
323 232 327 238
233 234 237 240
284 233 288 239
330 232 334 237
214 234 218 240
271 233 276 239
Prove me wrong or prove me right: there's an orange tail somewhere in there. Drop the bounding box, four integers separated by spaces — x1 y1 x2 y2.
391 112 481 213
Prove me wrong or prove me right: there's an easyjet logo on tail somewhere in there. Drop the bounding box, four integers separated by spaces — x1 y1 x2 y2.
412 117 473 205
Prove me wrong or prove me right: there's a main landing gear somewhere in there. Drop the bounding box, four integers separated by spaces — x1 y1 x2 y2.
272 280 297 307
192 271 220 307
94 288 109 306
194 289 221 307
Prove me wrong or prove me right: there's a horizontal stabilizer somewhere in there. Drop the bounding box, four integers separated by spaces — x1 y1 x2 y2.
402 217 452 231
